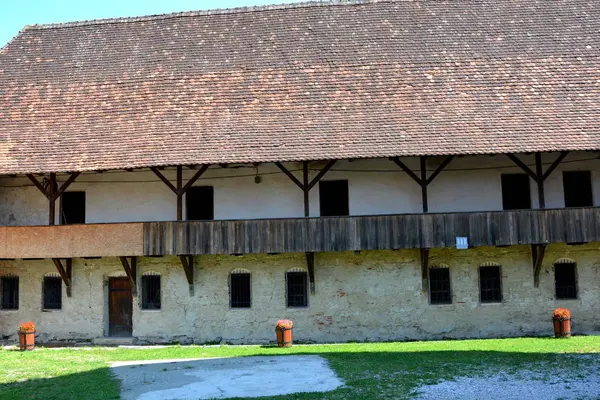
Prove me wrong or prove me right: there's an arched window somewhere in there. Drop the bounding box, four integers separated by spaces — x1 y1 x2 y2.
479 262 502 303
554 258 577 299
1 274 19 310
429 264 451 305
43 272 62 310
286 268 308 308
141 271 161 310
230 269 251 308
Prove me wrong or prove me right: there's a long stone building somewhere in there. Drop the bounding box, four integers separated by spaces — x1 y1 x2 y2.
1 0 600 344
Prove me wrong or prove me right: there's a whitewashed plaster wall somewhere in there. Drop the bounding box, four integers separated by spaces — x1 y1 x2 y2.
0 244 599 343
0 152 599 226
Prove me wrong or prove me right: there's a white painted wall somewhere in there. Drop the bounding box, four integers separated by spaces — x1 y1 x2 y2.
1 152 599 226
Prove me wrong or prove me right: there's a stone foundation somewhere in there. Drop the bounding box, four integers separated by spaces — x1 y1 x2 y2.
1 244 599 344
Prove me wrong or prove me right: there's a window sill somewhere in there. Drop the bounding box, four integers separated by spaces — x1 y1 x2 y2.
42 309 62 313
140 309 161 313
0 309 19 312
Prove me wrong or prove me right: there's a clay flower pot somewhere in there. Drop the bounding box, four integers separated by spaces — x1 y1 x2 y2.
276 319 293 348
552 308 571 338
18 321 36 351
19 331 35 351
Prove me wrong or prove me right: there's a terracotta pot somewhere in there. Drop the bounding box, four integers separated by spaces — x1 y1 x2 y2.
276 326 293 347
19 331 35 351
553 318 571 338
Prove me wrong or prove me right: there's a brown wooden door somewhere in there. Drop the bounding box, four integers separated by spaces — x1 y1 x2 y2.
109 278 132 337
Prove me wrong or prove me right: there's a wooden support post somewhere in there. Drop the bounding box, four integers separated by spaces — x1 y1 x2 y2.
532 244 547 288
306 252 315 294
151 165 210 221
392 156 454 214
535 153 545 209
420 248 429 292
176 166 183 221
48 173 56 225
119 256 137 296
179 255 195 295
303 162 310 217
52 258 72 297
507 152 568 210
420 157 428 213
26 172 81 226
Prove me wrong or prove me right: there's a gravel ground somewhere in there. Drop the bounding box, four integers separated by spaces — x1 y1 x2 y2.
414 357 600 400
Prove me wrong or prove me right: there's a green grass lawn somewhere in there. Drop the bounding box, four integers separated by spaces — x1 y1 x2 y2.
1 337 600 399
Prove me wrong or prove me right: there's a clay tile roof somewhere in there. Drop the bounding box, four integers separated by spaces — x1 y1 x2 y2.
1 0 600 174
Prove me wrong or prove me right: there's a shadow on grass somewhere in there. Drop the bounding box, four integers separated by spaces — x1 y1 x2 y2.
1 347 599 400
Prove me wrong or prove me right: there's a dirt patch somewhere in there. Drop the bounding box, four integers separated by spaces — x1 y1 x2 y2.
111 355 343 400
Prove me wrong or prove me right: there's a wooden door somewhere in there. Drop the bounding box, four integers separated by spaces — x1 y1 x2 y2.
108 278 132 337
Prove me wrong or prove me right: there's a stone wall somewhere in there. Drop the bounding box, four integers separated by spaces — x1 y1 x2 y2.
1 244 599 344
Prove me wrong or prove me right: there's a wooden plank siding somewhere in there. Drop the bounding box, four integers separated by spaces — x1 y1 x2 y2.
143 207 600 256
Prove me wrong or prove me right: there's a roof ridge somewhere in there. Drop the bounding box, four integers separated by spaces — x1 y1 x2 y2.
26 0 394 30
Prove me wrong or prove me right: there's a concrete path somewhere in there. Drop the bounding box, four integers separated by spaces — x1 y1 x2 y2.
111 355 343 400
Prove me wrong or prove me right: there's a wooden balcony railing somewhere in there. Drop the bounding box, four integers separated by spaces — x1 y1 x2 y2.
0 207 597 259
144 207 600 256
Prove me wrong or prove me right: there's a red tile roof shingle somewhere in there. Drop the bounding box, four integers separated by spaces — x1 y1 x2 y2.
1 0 599 174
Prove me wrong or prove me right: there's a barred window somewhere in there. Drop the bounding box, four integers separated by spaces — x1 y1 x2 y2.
429 267 451 305
43 276 62 310
1 276 19 310
479 265 502 303
555 263 577 300
142 275 161 310
230 271 251 308
286 271 308 307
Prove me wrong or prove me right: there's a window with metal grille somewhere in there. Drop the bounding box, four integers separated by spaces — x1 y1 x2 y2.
501 174 531 210
141 275 161 310
555 263 577 299
286 272 308 307
230 273 251 308
429 267 451 304
43 276 62 310
563 171 593 208
1 276 19 310
479 265 502 303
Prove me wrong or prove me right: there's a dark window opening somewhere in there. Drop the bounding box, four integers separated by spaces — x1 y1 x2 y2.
1 276 19 310
187 186 214 220
319 180 349 217
429 267 451 305
555 263 577 299
43 276 62 310
287 272 308 307
479 265 502 303
563 171 593 208
501 174 531 210
141 275 161 310
230 273 251 308
61 191 86 224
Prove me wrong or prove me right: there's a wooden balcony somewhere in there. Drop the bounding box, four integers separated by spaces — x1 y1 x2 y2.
0 207 598 259
144 207 600 256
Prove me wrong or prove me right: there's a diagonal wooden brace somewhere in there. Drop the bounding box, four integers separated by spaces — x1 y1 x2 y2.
119 256 137 296
532 244 547 288
305 252 316 294
179 255 195 295
52 258 72 297
420 248 430 293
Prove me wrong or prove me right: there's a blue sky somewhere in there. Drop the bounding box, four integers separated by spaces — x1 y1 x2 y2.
1 0 301 48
